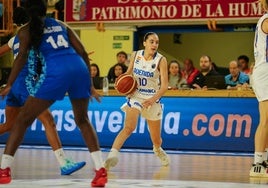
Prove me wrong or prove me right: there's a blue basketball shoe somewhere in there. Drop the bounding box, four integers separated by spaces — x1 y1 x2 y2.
60 159 86 175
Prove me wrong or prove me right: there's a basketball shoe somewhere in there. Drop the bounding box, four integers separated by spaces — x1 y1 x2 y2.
0 167 11 184
153 146 170 166
60 159 86 175
262 160 268 168
249 163 267 177
91 167 107 187
104 150 119 170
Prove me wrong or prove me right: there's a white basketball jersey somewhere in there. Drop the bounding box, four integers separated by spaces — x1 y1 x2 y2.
254 13 268 68
132 50 163 99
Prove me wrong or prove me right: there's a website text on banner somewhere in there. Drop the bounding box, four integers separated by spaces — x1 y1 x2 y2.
0 96 258 152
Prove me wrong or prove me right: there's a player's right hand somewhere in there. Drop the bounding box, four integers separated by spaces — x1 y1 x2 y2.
0 84 11 99
90 87 101 103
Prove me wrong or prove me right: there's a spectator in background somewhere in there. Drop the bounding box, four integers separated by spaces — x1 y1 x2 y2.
168 60 187 89
182 58 199 85
238 55 250 74
107 51 128 82
55 0 64 21
108 63 125 84
90 63 100 78
90 63 102 89
191 55 222 90
225 60 249 90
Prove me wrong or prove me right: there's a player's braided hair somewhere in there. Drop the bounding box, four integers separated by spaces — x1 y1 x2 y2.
25 0 47 50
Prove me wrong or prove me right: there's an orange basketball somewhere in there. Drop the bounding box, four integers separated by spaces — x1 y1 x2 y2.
114 74 137 95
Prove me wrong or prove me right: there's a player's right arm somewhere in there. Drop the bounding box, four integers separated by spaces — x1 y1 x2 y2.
0 44 11 57
125 51 136 75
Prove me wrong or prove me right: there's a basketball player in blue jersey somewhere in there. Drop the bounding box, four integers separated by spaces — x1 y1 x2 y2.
0 6 86 176
249 0 268 178
0 1 107 187
104 32 170 170
1 35 86 175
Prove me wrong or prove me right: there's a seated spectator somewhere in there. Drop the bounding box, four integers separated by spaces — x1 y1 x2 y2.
90 63 102 89
238 55 250 74
168 60 187 89
225 60 249 90
182 58 199 85
192 55 225 90
107 51 128 82
109 63 124 84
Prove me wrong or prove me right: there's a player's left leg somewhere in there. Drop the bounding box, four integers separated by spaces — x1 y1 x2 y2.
37 109 86 175
70 98 107 187
250 100 268 177
104 106 140 170
147 119 169 166
0 106 20 135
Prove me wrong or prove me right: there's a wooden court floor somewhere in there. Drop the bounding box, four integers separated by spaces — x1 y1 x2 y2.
0 145 267 188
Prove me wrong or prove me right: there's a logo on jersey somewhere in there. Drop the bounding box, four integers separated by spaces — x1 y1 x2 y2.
133 68 154 77
135 56 142 64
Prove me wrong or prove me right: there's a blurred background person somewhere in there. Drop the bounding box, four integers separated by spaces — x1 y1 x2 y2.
225 60 249 90
108 63 124 84
238 55 250 74
191 55 220 90
168 60 187 89
90 63 102 89
107 51 128 82
182 58 199 86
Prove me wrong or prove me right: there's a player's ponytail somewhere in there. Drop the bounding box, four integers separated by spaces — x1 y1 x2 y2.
25 0 47 50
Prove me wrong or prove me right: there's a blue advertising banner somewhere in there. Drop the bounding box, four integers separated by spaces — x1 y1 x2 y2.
0 96 259 152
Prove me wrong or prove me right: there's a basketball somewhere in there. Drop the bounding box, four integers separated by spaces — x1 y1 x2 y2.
114 74 137 95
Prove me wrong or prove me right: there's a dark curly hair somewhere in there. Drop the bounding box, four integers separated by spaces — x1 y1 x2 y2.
13 7 29 26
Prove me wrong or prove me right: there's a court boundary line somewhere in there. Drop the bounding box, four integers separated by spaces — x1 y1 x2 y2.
0 144 253 157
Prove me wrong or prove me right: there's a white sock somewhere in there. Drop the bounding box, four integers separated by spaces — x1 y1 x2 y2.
263 148 268 161
54 148 67 166
254 152 264 164
109 148 119 157
1 154 14 169
111 148 118 153
91 150 103 170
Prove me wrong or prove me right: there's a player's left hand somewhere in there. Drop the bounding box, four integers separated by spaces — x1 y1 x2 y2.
142 98 154 109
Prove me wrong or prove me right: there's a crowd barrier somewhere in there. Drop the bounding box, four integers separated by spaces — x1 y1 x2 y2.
0 90 258 153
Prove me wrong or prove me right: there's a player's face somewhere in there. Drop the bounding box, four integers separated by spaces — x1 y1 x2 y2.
143 34 159 55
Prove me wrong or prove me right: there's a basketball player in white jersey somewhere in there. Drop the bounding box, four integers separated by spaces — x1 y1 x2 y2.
104 32 170 170
250 0 268 177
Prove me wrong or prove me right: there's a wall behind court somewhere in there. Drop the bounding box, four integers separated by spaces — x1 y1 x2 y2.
79 28 255 74
80 29 134 77
157 31 255 67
